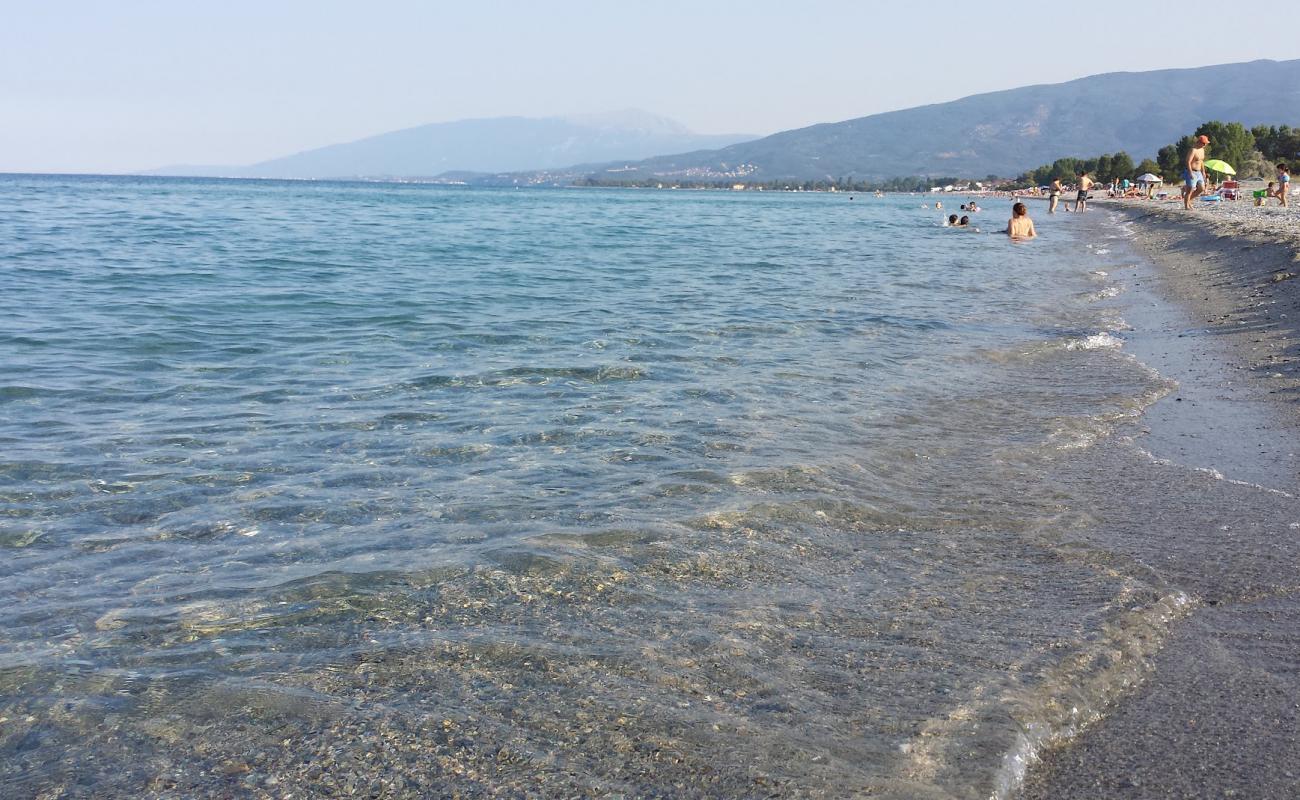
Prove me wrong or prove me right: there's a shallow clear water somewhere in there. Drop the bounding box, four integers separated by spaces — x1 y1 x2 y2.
0 176 1238 797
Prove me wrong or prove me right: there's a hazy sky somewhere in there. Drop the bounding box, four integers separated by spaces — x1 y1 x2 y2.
5 0 1298 173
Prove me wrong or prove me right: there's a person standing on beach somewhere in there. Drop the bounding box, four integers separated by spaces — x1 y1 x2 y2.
1277 163 1290 207
1074 172 1093 212
1005 202 1037 240
1049 178 1063 214
1183 134 1210 209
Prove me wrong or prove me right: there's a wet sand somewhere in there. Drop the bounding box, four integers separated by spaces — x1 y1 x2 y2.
1022 202 1300 798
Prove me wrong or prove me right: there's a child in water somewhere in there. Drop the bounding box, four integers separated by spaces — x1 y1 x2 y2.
1005 202 1036 240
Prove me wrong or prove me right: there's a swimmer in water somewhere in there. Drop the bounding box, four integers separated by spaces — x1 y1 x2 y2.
1005 202 1037 240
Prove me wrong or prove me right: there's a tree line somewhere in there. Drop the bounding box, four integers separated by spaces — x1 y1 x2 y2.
1019 152 1141 187
1156 122 1299 182
1011 120 1298 189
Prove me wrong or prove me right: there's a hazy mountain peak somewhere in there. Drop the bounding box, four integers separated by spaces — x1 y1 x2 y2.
561 109 691 136
146 111 756 179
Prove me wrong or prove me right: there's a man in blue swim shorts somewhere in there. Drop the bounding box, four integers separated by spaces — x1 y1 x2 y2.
1183 134 1209 210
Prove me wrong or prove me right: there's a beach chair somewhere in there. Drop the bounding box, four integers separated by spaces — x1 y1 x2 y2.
1220 180 1240 200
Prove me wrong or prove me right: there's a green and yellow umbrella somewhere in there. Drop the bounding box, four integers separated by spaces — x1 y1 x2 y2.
1203 159 1236 175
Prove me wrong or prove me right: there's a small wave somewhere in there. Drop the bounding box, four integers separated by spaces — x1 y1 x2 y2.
366 364 648 398
0 384 65 402
988 590 1193 799
1086 286 1122 301
967 328 1138 366
489 365 647 384
1044 386 1171 451
1065 333 1123 351
895 589 1193 799
1192 467 1295 497
1099 313 1132 333
0 528 47 548
1138 449 1296 499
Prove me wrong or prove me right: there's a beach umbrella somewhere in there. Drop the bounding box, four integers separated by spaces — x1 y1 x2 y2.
1136 173 1162 183
1203 159 1236 175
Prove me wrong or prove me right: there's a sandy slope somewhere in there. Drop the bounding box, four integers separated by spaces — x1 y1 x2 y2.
1021 201 1300 799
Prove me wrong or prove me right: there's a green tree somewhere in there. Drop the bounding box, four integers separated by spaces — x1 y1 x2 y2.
1157 138 1193 182
1253 124 1300 162
1093 154 1113 181
1251 124 1273 154
1049 157 1081 182
1135 158 1162 178
1109 152 1135 180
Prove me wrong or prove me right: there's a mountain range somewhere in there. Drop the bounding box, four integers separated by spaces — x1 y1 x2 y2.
581 59 1300 183
148 110 756 179
148 59 1300 184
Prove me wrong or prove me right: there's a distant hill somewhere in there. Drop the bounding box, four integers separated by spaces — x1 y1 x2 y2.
573 59 1300 182
147 110 756 179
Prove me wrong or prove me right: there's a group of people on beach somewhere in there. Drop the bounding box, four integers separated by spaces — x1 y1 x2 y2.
928 127 1292 244
1263 168 1291 207
1047 173 1094 214
1183 134 1291 209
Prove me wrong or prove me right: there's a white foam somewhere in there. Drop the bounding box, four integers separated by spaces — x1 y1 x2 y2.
1049 428 1103 451
986 591 1193 800
1137 448 1296 498
1066 333 1123 351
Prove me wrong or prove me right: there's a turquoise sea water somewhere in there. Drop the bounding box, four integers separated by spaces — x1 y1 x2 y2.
0 176 1247 797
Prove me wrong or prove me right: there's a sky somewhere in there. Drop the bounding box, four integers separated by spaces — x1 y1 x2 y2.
4 0 1299 174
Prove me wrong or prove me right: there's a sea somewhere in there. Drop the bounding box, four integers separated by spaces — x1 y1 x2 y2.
1 175 1294 798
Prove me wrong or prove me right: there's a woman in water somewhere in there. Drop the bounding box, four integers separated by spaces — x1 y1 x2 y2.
1006 202 1036 240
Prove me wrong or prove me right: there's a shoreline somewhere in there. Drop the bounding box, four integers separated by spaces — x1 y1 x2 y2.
1020 203 1300 798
